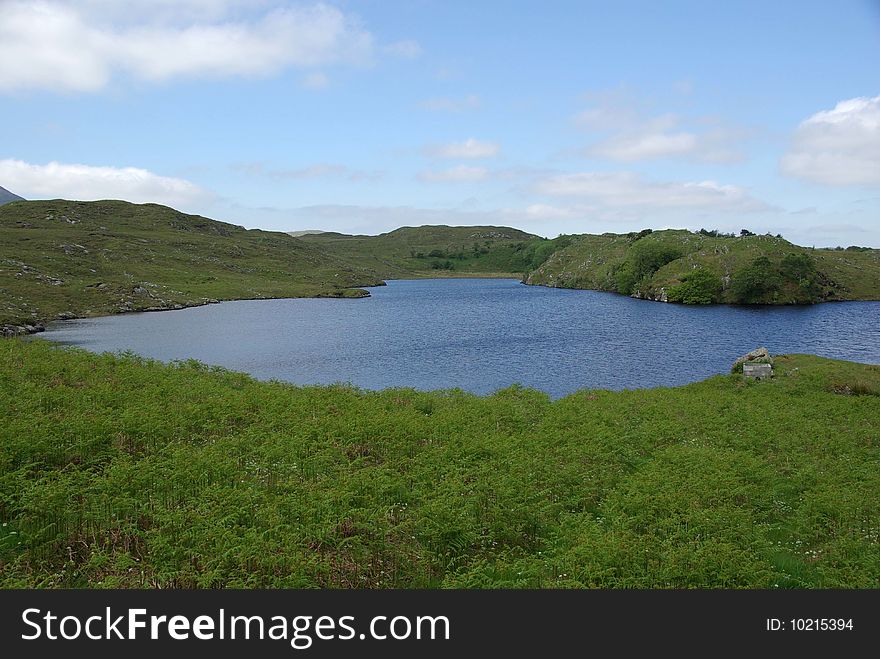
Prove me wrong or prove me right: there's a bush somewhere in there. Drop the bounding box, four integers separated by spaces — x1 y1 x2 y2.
667 268 723 305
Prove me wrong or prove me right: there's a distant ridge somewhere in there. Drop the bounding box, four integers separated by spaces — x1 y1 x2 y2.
287 230 328 237
297 224 549 278
0 186 24 206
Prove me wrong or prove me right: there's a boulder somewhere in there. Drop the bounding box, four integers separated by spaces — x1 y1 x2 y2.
733 347 771 368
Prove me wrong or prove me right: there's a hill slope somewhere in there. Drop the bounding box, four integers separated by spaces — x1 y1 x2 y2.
299 225 573 278
525 229 880 304
0 186 23 206
0 200 383 331
2 339 879 588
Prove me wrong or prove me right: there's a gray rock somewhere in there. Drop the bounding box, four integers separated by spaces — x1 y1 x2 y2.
733 347 772 370
0 324 44 338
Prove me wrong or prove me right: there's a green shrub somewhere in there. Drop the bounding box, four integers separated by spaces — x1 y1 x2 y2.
667 268 723 304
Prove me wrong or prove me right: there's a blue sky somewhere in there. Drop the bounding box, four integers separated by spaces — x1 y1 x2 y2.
1 0 879 246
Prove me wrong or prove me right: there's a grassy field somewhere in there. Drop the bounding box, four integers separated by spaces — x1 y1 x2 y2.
298 226 574 279
525 229 880 304
2 339 878 588
0 200 384 330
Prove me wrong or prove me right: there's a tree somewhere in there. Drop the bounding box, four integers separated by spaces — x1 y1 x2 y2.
730 256 780 303
780 253 821 301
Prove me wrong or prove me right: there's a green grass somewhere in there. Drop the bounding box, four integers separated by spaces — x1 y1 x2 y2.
0 200 384 328
2 340 878 588
525 230 880 304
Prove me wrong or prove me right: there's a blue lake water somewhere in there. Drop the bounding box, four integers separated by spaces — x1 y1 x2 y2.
36 278 880 398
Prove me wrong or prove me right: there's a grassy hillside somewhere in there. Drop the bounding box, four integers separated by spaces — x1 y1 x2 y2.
299 226 574 279
0 200 384 331
2 339 878 588
525 229 880 305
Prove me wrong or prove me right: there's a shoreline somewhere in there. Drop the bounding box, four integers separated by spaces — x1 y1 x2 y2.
521 279 880 307
7 273 880 340
0 280 387 338
0 272 527 337
14 334 877 397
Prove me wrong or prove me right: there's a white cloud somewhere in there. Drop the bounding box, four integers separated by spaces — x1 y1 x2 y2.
673 80 694 95
67 1 264 24
0 159 213 208
524 204 581 219
418 94 481 112
0 1 389 92
235 161 382 182
574 102 641 132
591 130 698 161
384 40 422 59
575 93 744 163
264 163 348 179
0 2 111 91
418 166 489 182
781 95 880 186
302 71 329 89
425 138 500 159
533 172 771 212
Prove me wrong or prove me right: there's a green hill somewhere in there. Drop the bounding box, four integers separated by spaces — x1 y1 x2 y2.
524 229 880 304
2 339 879 588
299 225 574 278
0 200 384 332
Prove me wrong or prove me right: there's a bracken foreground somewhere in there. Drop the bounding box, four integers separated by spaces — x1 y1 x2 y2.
1 339 878 588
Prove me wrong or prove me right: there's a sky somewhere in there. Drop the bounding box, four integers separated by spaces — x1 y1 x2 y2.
1 0 879 247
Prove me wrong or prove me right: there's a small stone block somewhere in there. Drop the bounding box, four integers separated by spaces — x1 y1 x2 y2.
743 363 773 380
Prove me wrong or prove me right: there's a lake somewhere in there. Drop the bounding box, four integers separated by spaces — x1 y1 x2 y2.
36 278 880 398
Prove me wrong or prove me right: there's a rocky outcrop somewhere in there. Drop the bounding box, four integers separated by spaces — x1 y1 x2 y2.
1 323 45 338
732 347 774 372
632 287 668 303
